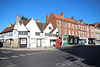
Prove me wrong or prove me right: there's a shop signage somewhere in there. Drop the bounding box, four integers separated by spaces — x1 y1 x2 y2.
63 35 69 45
21 39 26 44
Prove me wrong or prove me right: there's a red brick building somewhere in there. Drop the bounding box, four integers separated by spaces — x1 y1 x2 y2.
46 12 95 45
46 12 79 45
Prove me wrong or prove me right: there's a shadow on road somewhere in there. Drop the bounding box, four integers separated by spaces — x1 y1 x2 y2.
58 45 100 67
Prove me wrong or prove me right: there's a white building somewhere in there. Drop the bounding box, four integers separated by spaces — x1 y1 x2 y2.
0 15 58 48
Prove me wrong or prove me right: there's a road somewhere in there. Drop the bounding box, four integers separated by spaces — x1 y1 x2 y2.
0 45 100 67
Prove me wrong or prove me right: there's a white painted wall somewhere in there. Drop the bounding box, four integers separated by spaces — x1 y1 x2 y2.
26 18 41 47
18 23 28 31
13 21 20 39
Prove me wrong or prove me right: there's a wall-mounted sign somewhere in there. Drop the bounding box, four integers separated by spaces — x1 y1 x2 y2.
21 39 26 44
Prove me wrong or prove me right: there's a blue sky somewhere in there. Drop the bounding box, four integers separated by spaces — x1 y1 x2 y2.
0 0 100 32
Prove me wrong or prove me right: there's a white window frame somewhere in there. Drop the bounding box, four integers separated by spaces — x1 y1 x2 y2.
81 26 82 30
76 25 77 29
79 25 80 30
72 31 74 35
58 21 60 26
69 30 70 35
72 24 74 29
69 23 70 28
65 30 66 35
79 31 80 37
58 29 60 34
76 31 77 36
65 22 66 27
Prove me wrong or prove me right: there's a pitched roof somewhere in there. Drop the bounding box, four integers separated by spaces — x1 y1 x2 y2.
0 19 31 34
49 27 56 33
36 22 44 32
19 19 31 26
44 23 49 30
36 22 49 32
51 13 76 23
0 25 15 34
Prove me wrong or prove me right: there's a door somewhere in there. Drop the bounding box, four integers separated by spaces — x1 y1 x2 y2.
37 39 42 47
50 40 56 46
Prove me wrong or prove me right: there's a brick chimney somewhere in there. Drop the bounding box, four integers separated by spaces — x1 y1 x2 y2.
46 14 48 23
9 23 12 27
71 16 74 20
79 20 83 22
97 22 99 24
60 12 64 17
36 19 39 23
16 15 20 25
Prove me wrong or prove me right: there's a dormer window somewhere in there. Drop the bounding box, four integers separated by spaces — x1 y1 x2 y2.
49 26 52 30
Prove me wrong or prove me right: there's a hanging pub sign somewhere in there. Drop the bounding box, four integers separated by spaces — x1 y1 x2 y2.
21 39 26 44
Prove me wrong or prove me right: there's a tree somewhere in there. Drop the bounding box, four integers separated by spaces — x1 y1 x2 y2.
21 15 28 20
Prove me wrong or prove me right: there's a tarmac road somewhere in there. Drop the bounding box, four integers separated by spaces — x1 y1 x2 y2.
0 45 100 67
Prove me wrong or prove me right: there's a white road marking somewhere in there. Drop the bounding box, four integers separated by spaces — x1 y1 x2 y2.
25 53 32 55
0 57 9 60
5 64 16 67
10 64 16 67
2 51 11 53
10 55 19 58
19 54 26 56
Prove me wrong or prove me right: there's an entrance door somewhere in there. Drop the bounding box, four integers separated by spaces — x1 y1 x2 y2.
20 38 27 48
50 40 56 46
37 39 41 47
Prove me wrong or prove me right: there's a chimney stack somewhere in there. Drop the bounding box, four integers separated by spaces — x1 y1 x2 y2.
60 12 64 17
46 14 48 23
16 15 20 25
9 23 12 27
36 19 40 23
79 20 83 22
71 16 74 20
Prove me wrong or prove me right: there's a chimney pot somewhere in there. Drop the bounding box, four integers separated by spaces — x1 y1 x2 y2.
36 19 39 23
60 12 64 17
79 20 83 22
16 15 20 25
71 16 74 20
9 23 12 27
46 14 48 23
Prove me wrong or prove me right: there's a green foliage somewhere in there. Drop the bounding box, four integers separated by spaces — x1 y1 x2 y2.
21 15 28 20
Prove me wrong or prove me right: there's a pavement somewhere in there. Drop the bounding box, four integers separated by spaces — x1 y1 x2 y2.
0 45 100 67
0 45 74 51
